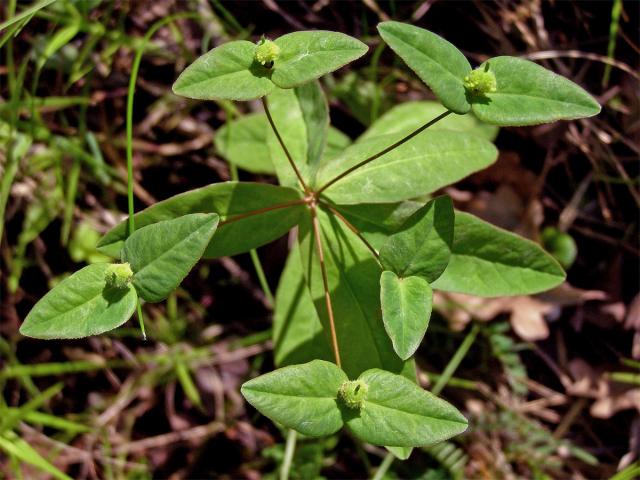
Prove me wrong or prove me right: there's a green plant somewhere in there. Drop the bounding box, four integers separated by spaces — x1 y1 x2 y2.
19 22 600 457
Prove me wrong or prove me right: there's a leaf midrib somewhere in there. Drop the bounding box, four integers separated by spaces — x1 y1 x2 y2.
179 68 268 90
244 389 337 400
452 251 563 277
382 29 467 86
329 146 492 187
365 398 467 425
35 289 105 326
488 91 596 110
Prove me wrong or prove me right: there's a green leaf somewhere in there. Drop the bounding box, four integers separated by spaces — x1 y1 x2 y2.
215 113 275 174
343 369 468 447
470 57 601 126
19 263 137 339
271 31 368 89
377 22 471 114
122 214 219 303
334 201 423 251
274 245 333 367
379 196 454 282
325 126 352 161
266 81 329 188
318 131 497 204
359 101 498 143
432 212 566 296
172 41 275 101
380 271 433 360
241 360 347 437
297 208 414 379
387 446 413 460
97 182 305 259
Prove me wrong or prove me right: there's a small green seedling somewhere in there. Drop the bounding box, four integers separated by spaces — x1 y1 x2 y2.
21 23 600 456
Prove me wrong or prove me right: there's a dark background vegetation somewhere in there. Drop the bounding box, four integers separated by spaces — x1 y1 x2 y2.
1 0 638 478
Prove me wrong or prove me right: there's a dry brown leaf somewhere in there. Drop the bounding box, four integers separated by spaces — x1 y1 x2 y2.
591 389 640 419
537 283 608 306
509 296 553 341
626 293 640 331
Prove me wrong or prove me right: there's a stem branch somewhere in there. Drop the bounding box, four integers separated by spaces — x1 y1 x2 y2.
310 204 342 367
316 110 453 196
218 199 306 227
372 452 395 480
280 429 297 480
321 201 380 263
262 97 310 194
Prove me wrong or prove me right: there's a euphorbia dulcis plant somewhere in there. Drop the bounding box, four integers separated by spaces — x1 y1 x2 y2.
20 23 600 457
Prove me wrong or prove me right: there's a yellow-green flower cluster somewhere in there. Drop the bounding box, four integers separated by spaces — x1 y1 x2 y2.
105 262 133 289
255 38 280 67
339 380 369 409
464 66 497 96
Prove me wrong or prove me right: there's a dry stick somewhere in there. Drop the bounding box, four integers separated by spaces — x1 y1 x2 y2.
315 110 453 196
261 97 310 194
217 199 307 228
310 204 342 368
321 201 381 263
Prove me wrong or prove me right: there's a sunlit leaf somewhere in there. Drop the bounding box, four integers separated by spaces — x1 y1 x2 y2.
241 360 346 436
172 41 275 101
97 182 305 259
344 369 468 447
215 113 274 174
297 208 414 379
273 245 333 367
122 213 219 302
380 271 433 360
432 212 566 296
377 22 471 114
318 131 497 204
470 56 601 125
266 81 328 188
359 101 498 143
271 31 368 88
379 196 454 282
20 263 137 339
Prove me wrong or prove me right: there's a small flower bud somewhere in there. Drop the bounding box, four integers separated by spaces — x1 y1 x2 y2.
464 65 497 96
105 263 133 289
255 38 280 68
339 380 369 409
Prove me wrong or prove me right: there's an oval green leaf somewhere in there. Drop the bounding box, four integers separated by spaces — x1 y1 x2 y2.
266 81 329 188
241 360 347 437
297 209 415 380
274 245 333 367
359 101 498 143
215 113 275 174
318 131 497 205
333 201 423 251
379 196 454 282
380 271 433 360
97 182 305 259
431 212 566 296
470 56 601 126
122 213 219 303
172 41 275 101
20 263 137 339
271 31 368 88
377 22 471 114
344 369 468 447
